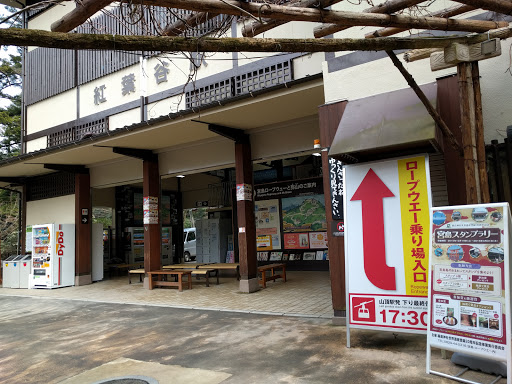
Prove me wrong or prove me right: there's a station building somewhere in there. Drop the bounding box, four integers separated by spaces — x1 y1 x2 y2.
0 1 511 322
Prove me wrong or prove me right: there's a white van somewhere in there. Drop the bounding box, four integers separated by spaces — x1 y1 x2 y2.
183 227 196 262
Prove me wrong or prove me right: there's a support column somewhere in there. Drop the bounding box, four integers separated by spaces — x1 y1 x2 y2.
235 138 258 293
143 158 161 288
175 178 184 264
457 62 479 204
471 62 490 203
319 100 348 324
75 172 92 286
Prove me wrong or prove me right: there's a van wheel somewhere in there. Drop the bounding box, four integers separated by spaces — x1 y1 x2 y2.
184 252 191 262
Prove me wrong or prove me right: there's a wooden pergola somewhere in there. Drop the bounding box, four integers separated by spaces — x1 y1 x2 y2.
5 0 512 203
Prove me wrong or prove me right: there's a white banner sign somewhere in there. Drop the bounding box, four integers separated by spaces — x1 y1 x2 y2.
345 155 432 339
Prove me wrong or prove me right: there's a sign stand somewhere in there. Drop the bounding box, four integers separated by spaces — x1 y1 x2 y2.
426 203 511 383
344 155 432 347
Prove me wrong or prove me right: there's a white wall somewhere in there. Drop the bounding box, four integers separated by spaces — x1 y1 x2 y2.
27 195 75 225
80 65 140 117
147 95 185 119
90 157 142 188
26 137 47 153
251 116 319 160
479 38 512 143
109 108 141 131
26 89 77 135
159 138 235 177
28 2 76 52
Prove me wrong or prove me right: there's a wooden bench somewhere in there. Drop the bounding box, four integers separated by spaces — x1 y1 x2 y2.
162 263 206 269
128 268 145 284
109 263 144 277
147 270 192 292
198 263 240 280
163 266 219 287
258 263 286 288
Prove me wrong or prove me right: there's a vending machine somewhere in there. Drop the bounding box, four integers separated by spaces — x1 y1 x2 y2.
161 227 172 265
30 224 75 289
125 227 172 265
125 227 145 264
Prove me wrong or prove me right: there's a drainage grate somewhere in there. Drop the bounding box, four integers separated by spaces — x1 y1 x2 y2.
92 376 158 384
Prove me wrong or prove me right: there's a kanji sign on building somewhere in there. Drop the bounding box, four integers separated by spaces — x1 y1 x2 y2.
344 155 432 343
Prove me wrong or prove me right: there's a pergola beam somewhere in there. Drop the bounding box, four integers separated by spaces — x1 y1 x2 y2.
162 11 220 36
140 0 505 34
2 27 512 52
386 50 462 153
452 0 512 16
51 0 114 33
313 0 426 38
366 4 476 39
241 0 342 38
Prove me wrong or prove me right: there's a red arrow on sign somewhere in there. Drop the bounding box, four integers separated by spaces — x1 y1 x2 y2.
351 168 396 290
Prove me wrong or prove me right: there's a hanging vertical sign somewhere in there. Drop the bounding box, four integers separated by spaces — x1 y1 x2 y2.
427 203 511 378
345 155 432 342
329 157 344 220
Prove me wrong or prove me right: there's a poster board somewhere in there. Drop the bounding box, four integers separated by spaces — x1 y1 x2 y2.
255 199 281 250
344 155 432 344
426 203 511 380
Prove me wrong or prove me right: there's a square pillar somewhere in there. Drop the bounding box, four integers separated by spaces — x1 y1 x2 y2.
75 172 92 286
235 139 259 293
143 158 161 288
319 101 348 321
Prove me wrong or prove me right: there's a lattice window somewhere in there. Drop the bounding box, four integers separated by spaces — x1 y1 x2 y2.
47 128 75 147
27 172 75 202
186 79 232 109
46 118 108 148
235 61 292 95
76 119 109 140
185 60 293 109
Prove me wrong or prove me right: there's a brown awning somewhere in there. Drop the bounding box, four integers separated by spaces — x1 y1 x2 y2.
329 82 442 162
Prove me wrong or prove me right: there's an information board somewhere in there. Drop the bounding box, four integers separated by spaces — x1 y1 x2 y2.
427 203 511 379
344 155 432 342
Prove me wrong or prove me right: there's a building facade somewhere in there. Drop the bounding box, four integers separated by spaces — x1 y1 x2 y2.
0 1 511 320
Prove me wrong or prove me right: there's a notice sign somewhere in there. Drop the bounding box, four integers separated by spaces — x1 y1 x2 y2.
345 155 432 336
236 184 253 201
427 203 511 363
143 196 159 224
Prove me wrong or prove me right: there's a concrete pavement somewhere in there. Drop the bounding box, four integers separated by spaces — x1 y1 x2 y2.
0 295 496 384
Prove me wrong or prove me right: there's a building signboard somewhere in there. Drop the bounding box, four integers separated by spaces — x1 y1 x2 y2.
344 155 432 344
426 203 512 379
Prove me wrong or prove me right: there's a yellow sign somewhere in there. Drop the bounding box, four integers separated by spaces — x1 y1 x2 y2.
398 156 430 296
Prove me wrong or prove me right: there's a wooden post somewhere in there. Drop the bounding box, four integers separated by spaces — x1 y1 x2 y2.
387 50 462 153
457 62 479 204
319 100 348 322
175 178 184 264
235 138 259 293
143 158 161 286
75 173 92 286
471 62 490 203
492 140 505 202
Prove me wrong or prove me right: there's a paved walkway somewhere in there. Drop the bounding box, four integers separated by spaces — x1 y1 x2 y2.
0 271 333 318
0 295 465 384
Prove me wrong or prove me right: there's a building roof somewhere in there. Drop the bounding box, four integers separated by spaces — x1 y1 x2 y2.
0 74 323 187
